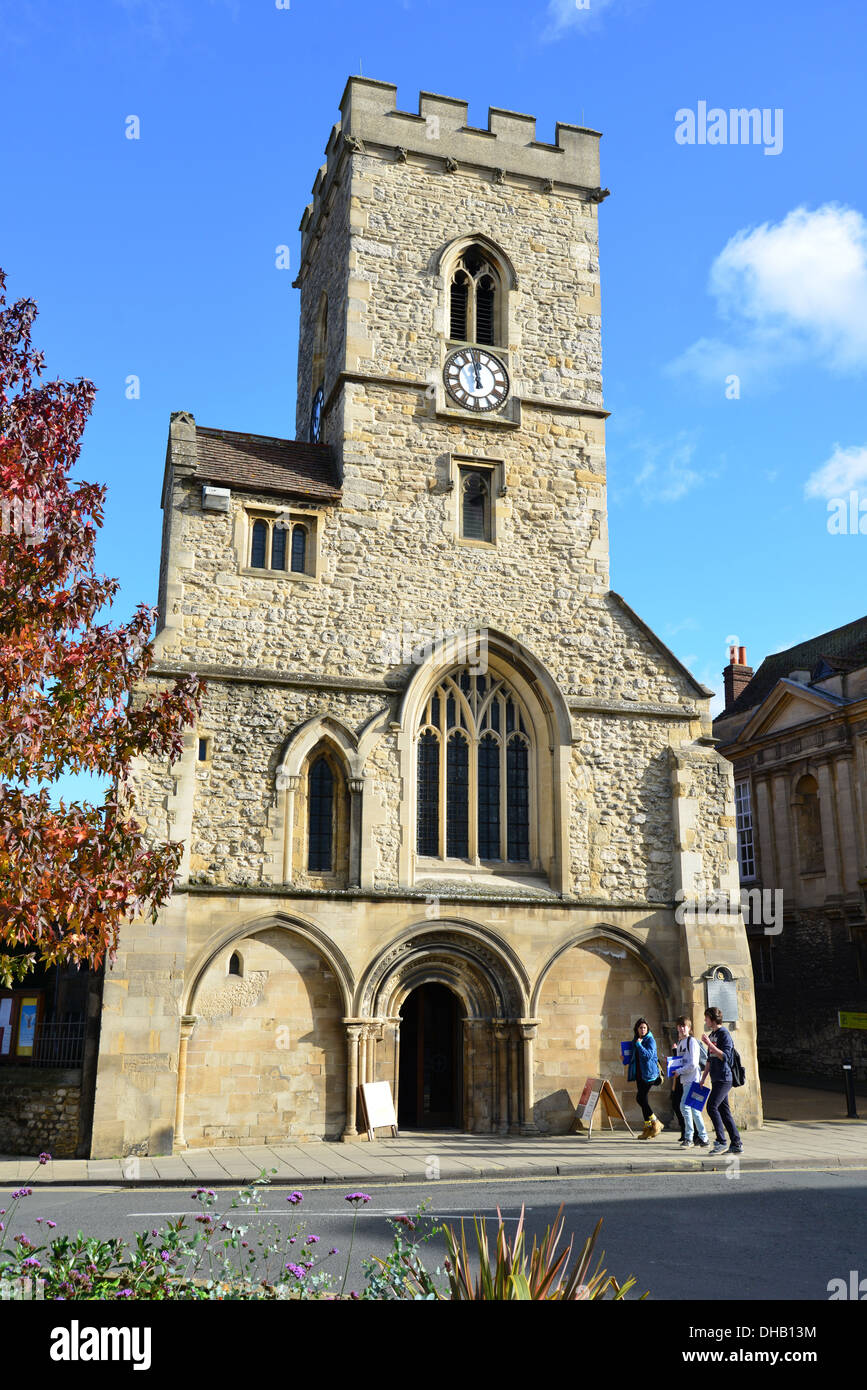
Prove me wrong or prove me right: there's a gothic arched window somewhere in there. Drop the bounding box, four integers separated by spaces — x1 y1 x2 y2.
416 668 534 864
308 756 335 872
794 774 824 875
448 247 501 346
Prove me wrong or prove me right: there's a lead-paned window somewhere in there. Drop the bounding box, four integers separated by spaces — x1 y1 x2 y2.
416 668 533 865
308 756 334 872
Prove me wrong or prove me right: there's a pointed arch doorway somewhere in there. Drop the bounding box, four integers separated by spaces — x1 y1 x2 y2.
398 983 463 1128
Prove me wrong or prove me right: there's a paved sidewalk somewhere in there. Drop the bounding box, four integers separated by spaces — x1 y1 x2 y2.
1 1115 864 1189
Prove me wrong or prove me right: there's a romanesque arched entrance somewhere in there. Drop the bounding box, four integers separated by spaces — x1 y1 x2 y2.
398 983 464 1129
348 922 531 1136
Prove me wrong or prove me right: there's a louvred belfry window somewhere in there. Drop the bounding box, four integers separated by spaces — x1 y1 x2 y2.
448 247 501 345
416 668 534 865
461 470 491 542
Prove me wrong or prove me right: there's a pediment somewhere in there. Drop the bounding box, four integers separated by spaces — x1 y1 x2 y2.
740 679 843 742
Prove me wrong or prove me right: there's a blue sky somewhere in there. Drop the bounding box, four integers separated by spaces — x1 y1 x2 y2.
2 0 866 802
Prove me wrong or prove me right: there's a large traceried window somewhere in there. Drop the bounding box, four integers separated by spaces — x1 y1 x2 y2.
449 247 502 346
416 668 532 864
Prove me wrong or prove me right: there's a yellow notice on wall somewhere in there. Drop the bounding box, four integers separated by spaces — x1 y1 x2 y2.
838 1011 867 1031
16 996 39 1056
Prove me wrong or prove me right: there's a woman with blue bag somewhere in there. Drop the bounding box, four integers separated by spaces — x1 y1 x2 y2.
625 1017 663 1139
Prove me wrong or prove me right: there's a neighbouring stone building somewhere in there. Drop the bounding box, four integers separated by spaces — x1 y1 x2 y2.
89 78 760 1156
715 623 867 1081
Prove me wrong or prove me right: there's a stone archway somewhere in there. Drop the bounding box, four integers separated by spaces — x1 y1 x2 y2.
345 923 533 1136
177 917 353 1149
532 929 672 1133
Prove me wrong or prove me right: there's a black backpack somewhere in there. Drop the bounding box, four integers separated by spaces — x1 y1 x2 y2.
730 1046 746 1087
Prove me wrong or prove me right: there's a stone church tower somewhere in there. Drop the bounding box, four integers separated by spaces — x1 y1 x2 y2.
90 79 760 1155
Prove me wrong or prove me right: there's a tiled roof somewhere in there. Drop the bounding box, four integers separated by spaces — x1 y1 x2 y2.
194 426 341 502
716 614 867 721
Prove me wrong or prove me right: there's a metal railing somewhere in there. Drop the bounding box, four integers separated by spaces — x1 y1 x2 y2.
1 1019 86 1069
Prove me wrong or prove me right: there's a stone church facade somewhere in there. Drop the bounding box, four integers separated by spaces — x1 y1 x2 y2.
90 79 760 1156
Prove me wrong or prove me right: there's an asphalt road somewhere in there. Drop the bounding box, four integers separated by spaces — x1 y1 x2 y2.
7 1167 866 1302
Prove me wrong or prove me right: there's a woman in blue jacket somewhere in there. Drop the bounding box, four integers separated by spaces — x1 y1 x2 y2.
701 1006 744 1156
625 1017 663 1139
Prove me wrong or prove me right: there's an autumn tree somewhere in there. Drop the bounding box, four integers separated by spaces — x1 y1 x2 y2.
0 271 203 986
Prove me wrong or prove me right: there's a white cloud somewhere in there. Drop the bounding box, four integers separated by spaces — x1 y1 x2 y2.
670 204 867 385
804 444 867 500
631 436 703 503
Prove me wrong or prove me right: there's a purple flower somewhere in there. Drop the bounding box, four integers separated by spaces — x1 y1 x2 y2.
12 1188 32 1200
289 1237 296 1245
344 1192 371 1204
286 1191 304 1205
284 1262 306 1280
160 1251 171 1263
305 1235 320 1245
38 1153 51 1165
14 1234 31 1248
21 1256 41 1269
46 1221 57 1229
349 1290 360 1299
329 1247 339 1256
116 1289 134 1298
395 1215 417 1229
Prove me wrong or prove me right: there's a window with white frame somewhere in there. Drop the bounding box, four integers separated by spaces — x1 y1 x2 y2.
734 780 756 881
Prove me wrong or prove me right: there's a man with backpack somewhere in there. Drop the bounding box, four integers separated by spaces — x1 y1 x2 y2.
701 1006 744 1156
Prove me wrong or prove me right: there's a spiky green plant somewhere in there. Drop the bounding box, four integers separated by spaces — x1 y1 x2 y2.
442 1206 645 1301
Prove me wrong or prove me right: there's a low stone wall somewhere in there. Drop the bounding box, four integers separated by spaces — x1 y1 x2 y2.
0 1069 82 1158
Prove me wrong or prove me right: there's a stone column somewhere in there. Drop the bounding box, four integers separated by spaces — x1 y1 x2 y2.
754 776 776 886
494 1025 510 1135
388 1016 401 1119
341 1023 363 1141
278 774 301 882
348 778 364 887
835 756 860 896
815 760 842 898
518 1021 540 1135
508 1029 521 1134
173 1015 198 1151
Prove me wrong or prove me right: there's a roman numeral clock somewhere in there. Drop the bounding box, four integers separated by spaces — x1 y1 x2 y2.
443 347 510 412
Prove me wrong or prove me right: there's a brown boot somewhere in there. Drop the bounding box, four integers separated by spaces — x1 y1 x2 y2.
637 1120 652 1140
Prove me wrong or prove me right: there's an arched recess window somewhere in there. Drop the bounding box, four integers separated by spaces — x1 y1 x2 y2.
308 756 334 872
794 774 824 874
449 246 502 346
416 668 533 864
296 744 350 884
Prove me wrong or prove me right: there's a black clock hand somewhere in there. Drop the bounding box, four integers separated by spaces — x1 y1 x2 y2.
471 349 482 390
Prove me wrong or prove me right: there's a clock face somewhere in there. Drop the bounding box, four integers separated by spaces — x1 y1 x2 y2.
309 385 324 443
443 348 509 413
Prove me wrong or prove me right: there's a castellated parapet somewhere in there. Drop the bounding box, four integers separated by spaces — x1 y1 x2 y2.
299 78 603 273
